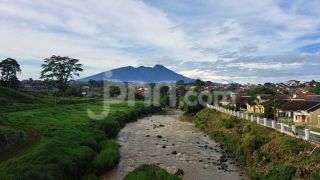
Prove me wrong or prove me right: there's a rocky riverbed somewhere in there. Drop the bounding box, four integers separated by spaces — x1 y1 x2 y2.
102 110 246 180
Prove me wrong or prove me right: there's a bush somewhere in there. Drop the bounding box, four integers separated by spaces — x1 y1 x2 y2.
99 120 120 138
91 140 120 175
263 164 296 180
311 170 320 180
124 164 181 180
222 117 240 128
81 174 98 180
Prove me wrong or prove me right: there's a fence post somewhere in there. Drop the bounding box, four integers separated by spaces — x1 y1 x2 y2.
305 129 310 141
291 125 296 134
263 118 267 126
271 120 275 129
251 115 254 122
256 116 260 124
246 114 249 120
241 113 244 119
280 123 284 133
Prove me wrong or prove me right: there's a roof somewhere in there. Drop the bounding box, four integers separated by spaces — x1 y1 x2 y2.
295 92 316 99
281 100 320 112
261 99 290 107
303 95 320 102
236 96 253 108
275 94 291 100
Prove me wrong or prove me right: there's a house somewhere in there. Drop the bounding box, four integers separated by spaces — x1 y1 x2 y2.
247 97 290 115
221 93 252 111
279 100 320 127
246 101 265 114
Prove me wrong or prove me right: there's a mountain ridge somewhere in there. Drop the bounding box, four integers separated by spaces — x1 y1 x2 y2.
79 64 195 83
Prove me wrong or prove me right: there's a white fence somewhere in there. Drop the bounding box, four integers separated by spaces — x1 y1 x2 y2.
207 104 320 144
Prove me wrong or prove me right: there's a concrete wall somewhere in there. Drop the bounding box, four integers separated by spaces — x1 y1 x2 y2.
310 108 320 127
0 131 23 148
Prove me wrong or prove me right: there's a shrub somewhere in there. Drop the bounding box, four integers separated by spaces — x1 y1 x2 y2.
263 164 296 180
99 120 120 138
81 174 98 180
91 140 120 175
124 164 181 180
222 117 240 128
311 170 320 180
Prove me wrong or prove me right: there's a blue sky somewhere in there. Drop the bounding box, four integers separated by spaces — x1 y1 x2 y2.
0 0 320 83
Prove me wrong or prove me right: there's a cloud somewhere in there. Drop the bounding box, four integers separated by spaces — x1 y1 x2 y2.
0 0 319 83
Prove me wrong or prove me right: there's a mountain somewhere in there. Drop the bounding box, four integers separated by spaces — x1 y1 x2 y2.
79 64 195 83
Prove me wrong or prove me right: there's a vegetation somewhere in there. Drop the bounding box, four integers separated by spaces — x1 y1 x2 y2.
124 164 181 180
180 91 204 114
246 87 276 96
0 87 159 179
311 84 320 95
0 58 21 88
40 55 83 96
91 140 120 175
263 105 275 119
194 108 320 179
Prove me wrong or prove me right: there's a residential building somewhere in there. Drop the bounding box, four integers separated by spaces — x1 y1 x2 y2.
279 100 320 127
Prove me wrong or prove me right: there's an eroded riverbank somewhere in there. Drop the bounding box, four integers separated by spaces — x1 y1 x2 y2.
103 110 246 180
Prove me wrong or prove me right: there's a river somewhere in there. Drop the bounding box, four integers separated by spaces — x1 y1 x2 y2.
102 110 246 180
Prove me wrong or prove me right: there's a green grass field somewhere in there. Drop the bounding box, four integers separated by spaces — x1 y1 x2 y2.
0 87 159 179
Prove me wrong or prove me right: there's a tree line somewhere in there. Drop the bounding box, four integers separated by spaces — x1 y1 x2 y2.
0 55 83 96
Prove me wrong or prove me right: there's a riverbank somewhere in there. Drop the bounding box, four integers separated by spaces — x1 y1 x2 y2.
194 108 320 179
0 100 159 179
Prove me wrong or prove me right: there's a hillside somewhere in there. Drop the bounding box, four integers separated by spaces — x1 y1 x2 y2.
0 86 48 113
79 64 195 83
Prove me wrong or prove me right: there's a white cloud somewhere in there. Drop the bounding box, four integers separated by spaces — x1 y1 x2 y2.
0 0 319 82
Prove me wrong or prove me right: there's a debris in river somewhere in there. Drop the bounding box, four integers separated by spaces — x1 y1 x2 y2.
174 168 184 176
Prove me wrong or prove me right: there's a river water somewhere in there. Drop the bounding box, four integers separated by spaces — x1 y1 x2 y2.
102 110 246 180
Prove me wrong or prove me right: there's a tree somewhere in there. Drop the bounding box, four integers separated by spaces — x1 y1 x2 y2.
40 55 83 96
194 79 205 92
311 85 320 95
159 86 169 107
264 105 275 119
0 58 21 87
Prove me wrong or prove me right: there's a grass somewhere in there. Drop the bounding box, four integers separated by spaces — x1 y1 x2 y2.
91 140 120 175
124 164 181 180
0 125 14 134
0 86 159 179
0 86 97 113
194 108 320 179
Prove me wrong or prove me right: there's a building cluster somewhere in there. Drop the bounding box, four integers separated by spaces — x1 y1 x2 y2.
218 80 320 128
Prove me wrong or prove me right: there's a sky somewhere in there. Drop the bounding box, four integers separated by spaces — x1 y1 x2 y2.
0 0 320 84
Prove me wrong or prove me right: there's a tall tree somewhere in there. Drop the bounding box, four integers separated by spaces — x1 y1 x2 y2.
0 58 21 87
40 55 83 96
